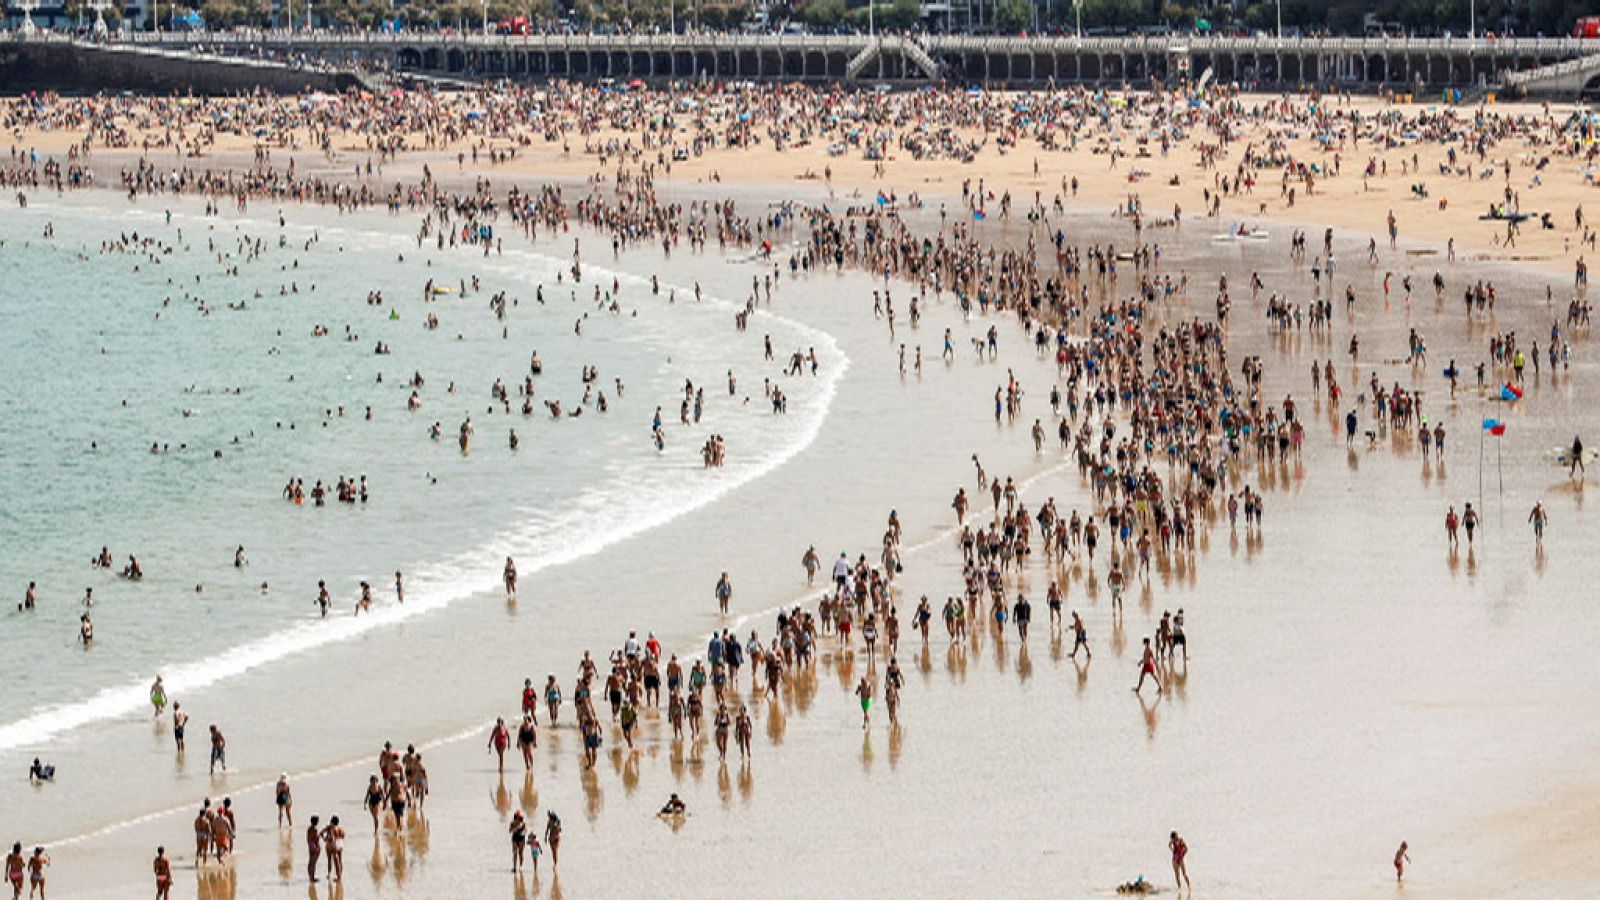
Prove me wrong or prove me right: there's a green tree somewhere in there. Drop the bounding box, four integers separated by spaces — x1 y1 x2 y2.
882 0 918 28
65 0 123 25
993 0 1032 33
803 0 845 27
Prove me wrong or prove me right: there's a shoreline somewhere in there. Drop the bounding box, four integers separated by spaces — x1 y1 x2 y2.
7 82 1600 898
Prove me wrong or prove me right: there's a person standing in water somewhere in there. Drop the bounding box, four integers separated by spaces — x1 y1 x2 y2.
1394 841 1411 882
172 703 187 755
503 558 518 600
855 676 873 729
149 676 166 717
275 774 293 827
320 816 344 882
305 815 321 883
207 725 226 774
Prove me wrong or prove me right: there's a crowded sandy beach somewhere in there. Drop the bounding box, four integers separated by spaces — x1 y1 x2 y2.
4 78 1600 898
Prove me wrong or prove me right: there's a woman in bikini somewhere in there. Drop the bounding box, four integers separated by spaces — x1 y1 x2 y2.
5 844 23 900
24 848 47 900
321 817 344 882
305 816 321 883
152 847 172 900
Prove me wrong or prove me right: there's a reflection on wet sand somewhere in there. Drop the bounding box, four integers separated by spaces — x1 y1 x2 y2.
196 863 236 900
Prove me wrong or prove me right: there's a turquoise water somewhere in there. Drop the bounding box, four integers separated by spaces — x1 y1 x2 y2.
0 191 835 772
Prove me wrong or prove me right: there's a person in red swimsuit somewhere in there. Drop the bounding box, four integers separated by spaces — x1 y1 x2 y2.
1169 831 1190 891
1135 638 1163 694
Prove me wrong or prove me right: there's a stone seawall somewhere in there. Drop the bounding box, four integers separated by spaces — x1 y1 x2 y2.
0 41 363 95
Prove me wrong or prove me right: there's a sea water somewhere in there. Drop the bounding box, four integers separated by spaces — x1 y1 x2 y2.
0 190 843 836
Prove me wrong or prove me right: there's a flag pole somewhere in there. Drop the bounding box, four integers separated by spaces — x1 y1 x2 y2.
1478 398 1485 512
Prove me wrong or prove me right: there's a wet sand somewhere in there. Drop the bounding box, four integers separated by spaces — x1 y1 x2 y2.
22 182 1600 898
9 90 1600 898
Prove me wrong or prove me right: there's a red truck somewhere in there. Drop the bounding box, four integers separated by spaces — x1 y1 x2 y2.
1574 17 1600 38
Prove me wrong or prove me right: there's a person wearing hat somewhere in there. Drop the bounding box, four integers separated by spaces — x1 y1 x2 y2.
275 773 293 827
508 811 527 872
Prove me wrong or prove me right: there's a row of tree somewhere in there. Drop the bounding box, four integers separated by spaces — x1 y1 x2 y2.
62 0 1598 36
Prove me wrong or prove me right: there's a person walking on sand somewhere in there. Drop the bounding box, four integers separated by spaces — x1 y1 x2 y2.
509 811 527 872
192 805 210 868
152 847 172 900
855 676 873 729
6 844 23 900
1134 638 1163 694
1169 832 1190 891
1394 841 1411 882
544 812 562 868
488 717 510 772
1070 611 1091 660
24 848 47 900
1529 501 1548 541
1570 435 1586 479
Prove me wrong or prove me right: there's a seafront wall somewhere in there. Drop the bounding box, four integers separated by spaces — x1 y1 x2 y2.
6 33 1600 96
0 41 363 94
117 32 1600 95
